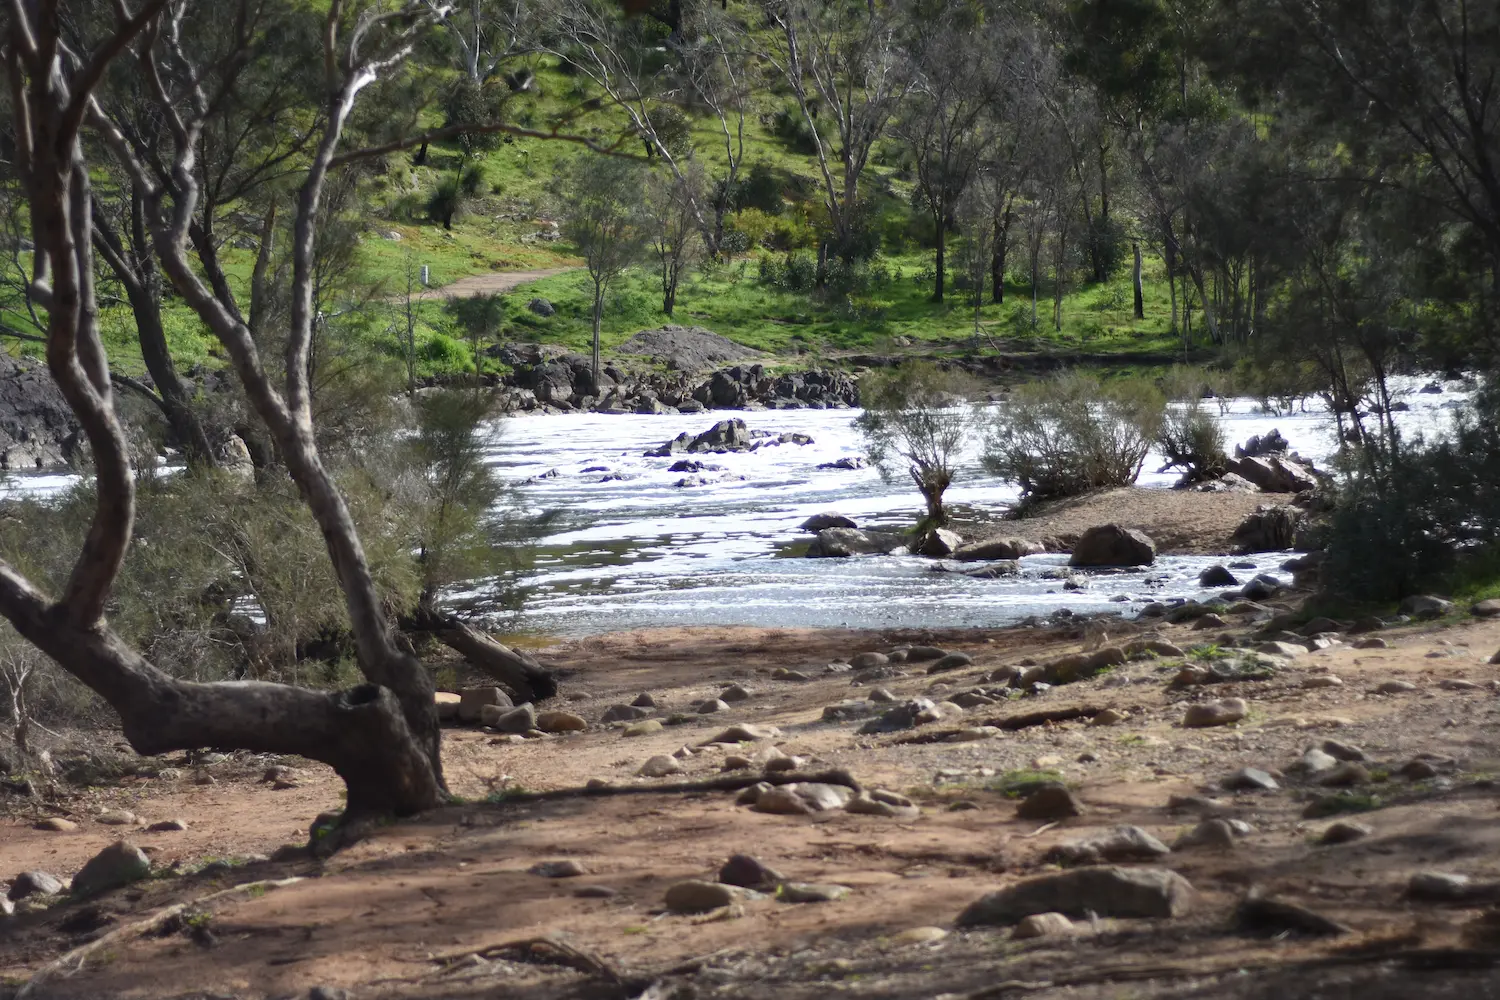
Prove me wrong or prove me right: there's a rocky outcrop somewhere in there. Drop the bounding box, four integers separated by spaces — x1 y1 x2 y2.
806 527 908 557
1227 454 1319 493
1232 504 1304 552
952 536 1045 561
0 355 81 470
617 325 764 372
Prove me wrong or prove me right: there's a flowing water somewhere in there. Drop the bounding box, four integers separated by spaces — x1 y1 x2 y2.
480 376 1474 636
2 376 1472 637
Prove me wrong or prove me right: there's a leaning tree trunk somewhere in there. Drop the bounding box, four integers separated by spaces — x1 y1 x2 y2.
407 607 557 704
1132 241 1145 319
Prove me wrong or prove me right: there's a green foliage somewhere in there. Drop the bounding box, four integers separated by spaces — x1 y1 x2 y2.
1157 401 1228 483
982 372 1166 500
989 769 1067 798
855 362 977 525
1324 382 1500 602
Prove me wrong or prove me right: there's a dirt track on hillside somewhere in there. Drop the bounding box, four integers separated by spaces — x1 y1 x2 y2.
410 267 578 301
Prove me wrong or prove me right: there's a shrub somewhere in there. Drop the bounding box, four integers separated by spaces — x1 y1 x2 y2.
983 373 1166 500
855 362 977 527
1157 401 1229 483
1325 382 1500 601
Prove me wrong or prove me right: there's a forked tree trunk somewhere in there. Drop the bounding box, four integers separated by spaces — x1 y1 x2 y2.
408 608 557 703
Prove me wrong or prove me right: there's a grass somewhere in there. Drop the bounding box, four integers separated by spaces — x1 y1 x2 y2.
1302 790 1382 818
987 768 1066 798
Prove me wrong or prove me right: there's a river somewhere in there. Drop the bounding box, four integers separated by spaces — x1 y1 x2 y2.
480 376 1473 636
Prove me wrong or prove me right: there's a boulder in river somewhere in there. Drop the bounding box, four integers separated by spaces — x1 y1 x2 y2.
800 513 857 533
806 527 906 558
1231 505 1303 553
952 537 1044 561
1228 455 1318 493
1068 525 1156 567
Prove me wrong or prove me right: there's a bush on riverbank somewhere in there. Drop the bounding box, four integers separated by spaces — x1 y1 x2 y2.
982 373 1166 502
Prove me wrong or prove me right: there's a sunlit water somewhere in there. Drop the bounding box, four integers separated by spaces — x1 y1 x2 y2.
2 376 1472 637
477 375 1474 636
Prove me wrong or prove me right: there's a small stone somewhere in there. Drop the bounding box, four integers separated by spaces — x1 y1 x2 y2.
529 859 588 878
632 693 658 708
146 819 188 833
1352 637 1388 650
1183 698 1248 728
1399 595 1454 619
927 652 973 674
957 867 1195 925
720 684 752 703
780 882 851 903
601 704 651 723
536 710 588 733
722 755 753 770
623 720 664 737
1400 759 1440 780
753 787 813 815
665 880 755 914
97 810 137 826
718 854 783 889
1408 871 1477 901
574 885 618 898
1376 680 1418 694
868 686 898 703
1167 795 1230 816
735 781 772 805
1320 821 1372 845
1472 599 1500 618
1013 912 1075 939
764 755 804 773
1302 674 1344 689
702 724 781 744
1440 679 1480 691
71 840 151 898
792 782 856 811
850 652 890 670
1016 784 1084 820
846 793 919 819
458 687 511 723
1199 565 1238 588
1290 749 1339 775
891 926 949 945
638 755 683 778
34 818 77 832
1070 825 1172 861
695 698 730 714
8 871 64 900
1255 641 1308 658
1174 819 1237 850
434 691 462 721
1222 768 1279 791
771 668 813 682
484 703 537 733
1192 614 1229 630
1091 708 1128 727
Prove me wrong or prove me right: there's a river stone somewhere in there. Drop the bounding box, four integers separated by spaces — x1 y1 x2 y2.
1068 825 1172 862
34 818 76 832
1302 674 1343 689
846 793 919 819
1016 784 1083 820
146 819 188 832
904 646 947 662
1199 564 1238 587
918 528 963 557
638 755 683 778
602 704 652 723
1408 871 1478 901
536 710 588 733
701 724 781 745
719 854 783 889
1174 819 1237 851
800 513 856 532
1222 767 1279 791
1473 599 1500 618
483 703 536 733
1290 748 1339 775
1013 912 1076 939
927 652 973 674
720 684 752 703
751 786 813 815
858 699 936 734
771 668 813 681
1124 639 1185 659
795 782 856 811
1320 820 1373 845
1317 763 1370 787
8 871 64 900
957 867 1195 926
952 537 1044 561
71 840 151 898
623 720 664 737
529 859 588 878
891 926 949 945
1399 594 1454 619
1376 680 1417 694
1091 708 1129 727
736 781 773 806
97 810 137 826
1321 739 1367 762
868 687 898 703
850 652 889 670
1183 698 1248 728
458 687 511 723
781 882 851 903
665 880 758 914
1068 525 1156 568
434 691 462 721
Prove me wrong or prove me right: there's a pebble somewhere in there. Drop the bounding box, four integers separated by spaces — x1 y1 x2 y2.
850 652 890 670
720 684 752 702
535 711 588 733
601 704 652 723
1016 784 1084 820
1013 912 1075 939
1183 698 1248 728
703 724 781 744
1408 871 1477 901
146 819 188 833
722 755 753 770
1320 820 1372 845
34 818 77 832
1302 674 1344 689
665 880 757 914
1222 767 1279 791
868 687 898 703
1174 819 1237 851
771 668 812 682
1352 637 1388 649
1440 679 1480 691
623 720 664 737
7 871 64 900
695 698 730 715
780 882 851 903
631 692 658 708
97 810 137 826
485 704 536 733
891 926 949 945
1090 708 1128 726
1290 749 1339 775
529 859 588 878
1316 763 1370 787
637 755 683 778
718 854 784 890
1375 680 1418 694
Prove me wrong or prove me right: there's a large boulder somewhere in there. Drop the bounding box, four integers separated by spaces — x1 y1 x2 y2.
800 513 857 533
1069 525 1156 567
0 355 81 470
1234 429 1289 458
806 528 906 558
956 867 1196 926
1232 505 1303 553
952 537 1045 561
71 841 151 898
917 528 963 557
1228 455 1318 493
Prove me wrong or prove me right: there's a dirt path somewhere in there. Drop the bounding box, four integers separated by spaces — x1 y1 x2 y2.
410 266 578 301
5 619 1500 999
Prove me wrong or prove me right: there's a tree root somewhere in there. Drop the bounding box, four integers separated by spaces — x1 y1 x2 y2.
431 935 623 983
16 877 303 999
493 767 863 804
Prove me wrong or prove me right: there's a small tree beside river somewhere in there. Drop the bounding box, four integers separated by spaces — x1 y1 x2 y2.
855 363 977 528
